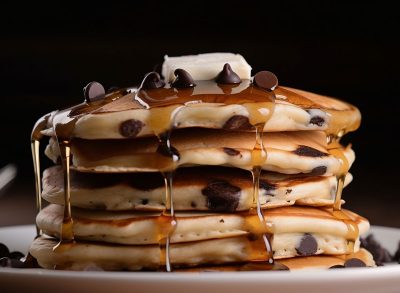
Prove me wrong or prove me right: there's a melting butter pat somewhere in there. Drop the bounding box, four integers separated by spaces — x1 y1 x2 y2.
162 53 252 82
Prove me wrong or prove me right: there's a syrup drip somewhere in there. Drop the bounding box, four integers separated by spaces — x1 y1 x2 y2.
31 140 42 237
50 90 130 254
139 99 183 272
32 79 366 271
31 113 51 237
53 120 77 252
136 83 277 270
54 141 75 244
327 132 359 253
245 124 274 265
240 96 276 268
156 147 178 272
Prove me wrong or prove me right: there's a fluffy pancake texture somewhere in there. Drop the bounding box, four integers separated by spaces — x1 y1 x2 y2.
40 86 361 139
44 130 355 174
42 166 352 211
176 249 375 271
37 204 368 258
30 236 374 271
30 53 367 272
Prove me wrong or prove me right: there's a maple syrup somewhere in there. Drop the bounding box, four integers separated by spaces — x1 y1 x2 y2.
327 134 359 253
31 113 51 237
30 74 362 271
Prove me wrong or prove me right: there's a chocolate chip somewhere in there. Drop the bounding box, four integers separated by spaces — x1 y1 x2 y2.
293 145 329 157
309 116 325 127
285 189 292 194
9 251 24 260
171 69 196 88
219 219 225 223
83 81 106 103
140 199 149 205
202 180 241 212
296 233 318 256
259 180 276 193
140 72 165 90
344 258 366 268
361 234 392 266
0 257 25 268
223 147 240 156
0 257 9 267
190 201 197 208
309 166 327 176
119 119 145 138
215 63 241 84
223 115 253 130
253 71 278 91
0 243 9 258
329 265 345 269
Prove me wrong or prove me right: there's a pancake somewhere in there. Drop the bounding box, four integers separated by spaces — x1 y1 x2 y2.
30 236 374 271
176 249 375 271
42 166 352 211
37 204 369 258
40 85 360 140
30 53 366 273
44 130 355 174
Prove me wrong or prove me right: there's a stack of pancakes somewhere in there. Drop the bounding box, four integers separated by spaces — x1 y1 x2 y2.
29 53 375 271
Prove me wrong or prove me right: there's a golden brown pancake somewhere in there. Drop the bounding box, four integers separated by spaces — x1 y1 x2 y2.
40 85 360 139
42 166 352 211
30 236 374 271
44 130 355 174
36 204 369 259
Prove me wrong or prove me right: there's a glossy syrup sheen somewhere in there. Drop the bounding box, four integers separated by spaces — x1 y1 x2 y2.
136 80 275 108
31 77 360 271
328 138 359 254
134 81 275 271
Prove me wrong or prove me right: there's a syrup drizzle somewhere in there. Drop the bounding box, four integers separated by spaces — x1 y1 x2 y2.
52 115 78 252
245 103 275 266
135 82 277 270
48 90 128 254
158 171 177 272
46 80 278 271
136 93 183 272
327 132 359 253
155 140 179 272
30 75 362 271
31 113 51 237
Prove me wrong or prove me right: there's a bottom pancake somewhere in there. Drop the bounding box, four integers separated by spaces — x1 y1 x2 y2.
176 249 375 271
30 236 375 271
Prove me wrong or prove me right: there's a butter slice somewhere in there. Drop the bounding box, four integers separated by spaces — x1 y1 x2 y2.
162 53 252 82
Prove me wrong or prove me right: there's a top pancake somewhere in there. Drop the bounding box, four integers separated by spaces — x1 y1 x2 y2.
39 83 361 140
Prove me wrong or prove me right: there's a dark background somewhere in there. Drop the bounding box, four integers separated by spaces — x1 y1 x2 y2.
0 1 399 227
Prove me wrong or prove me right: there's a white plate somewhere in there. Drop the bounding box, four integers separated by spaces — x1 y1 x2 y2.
0 225 400 293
